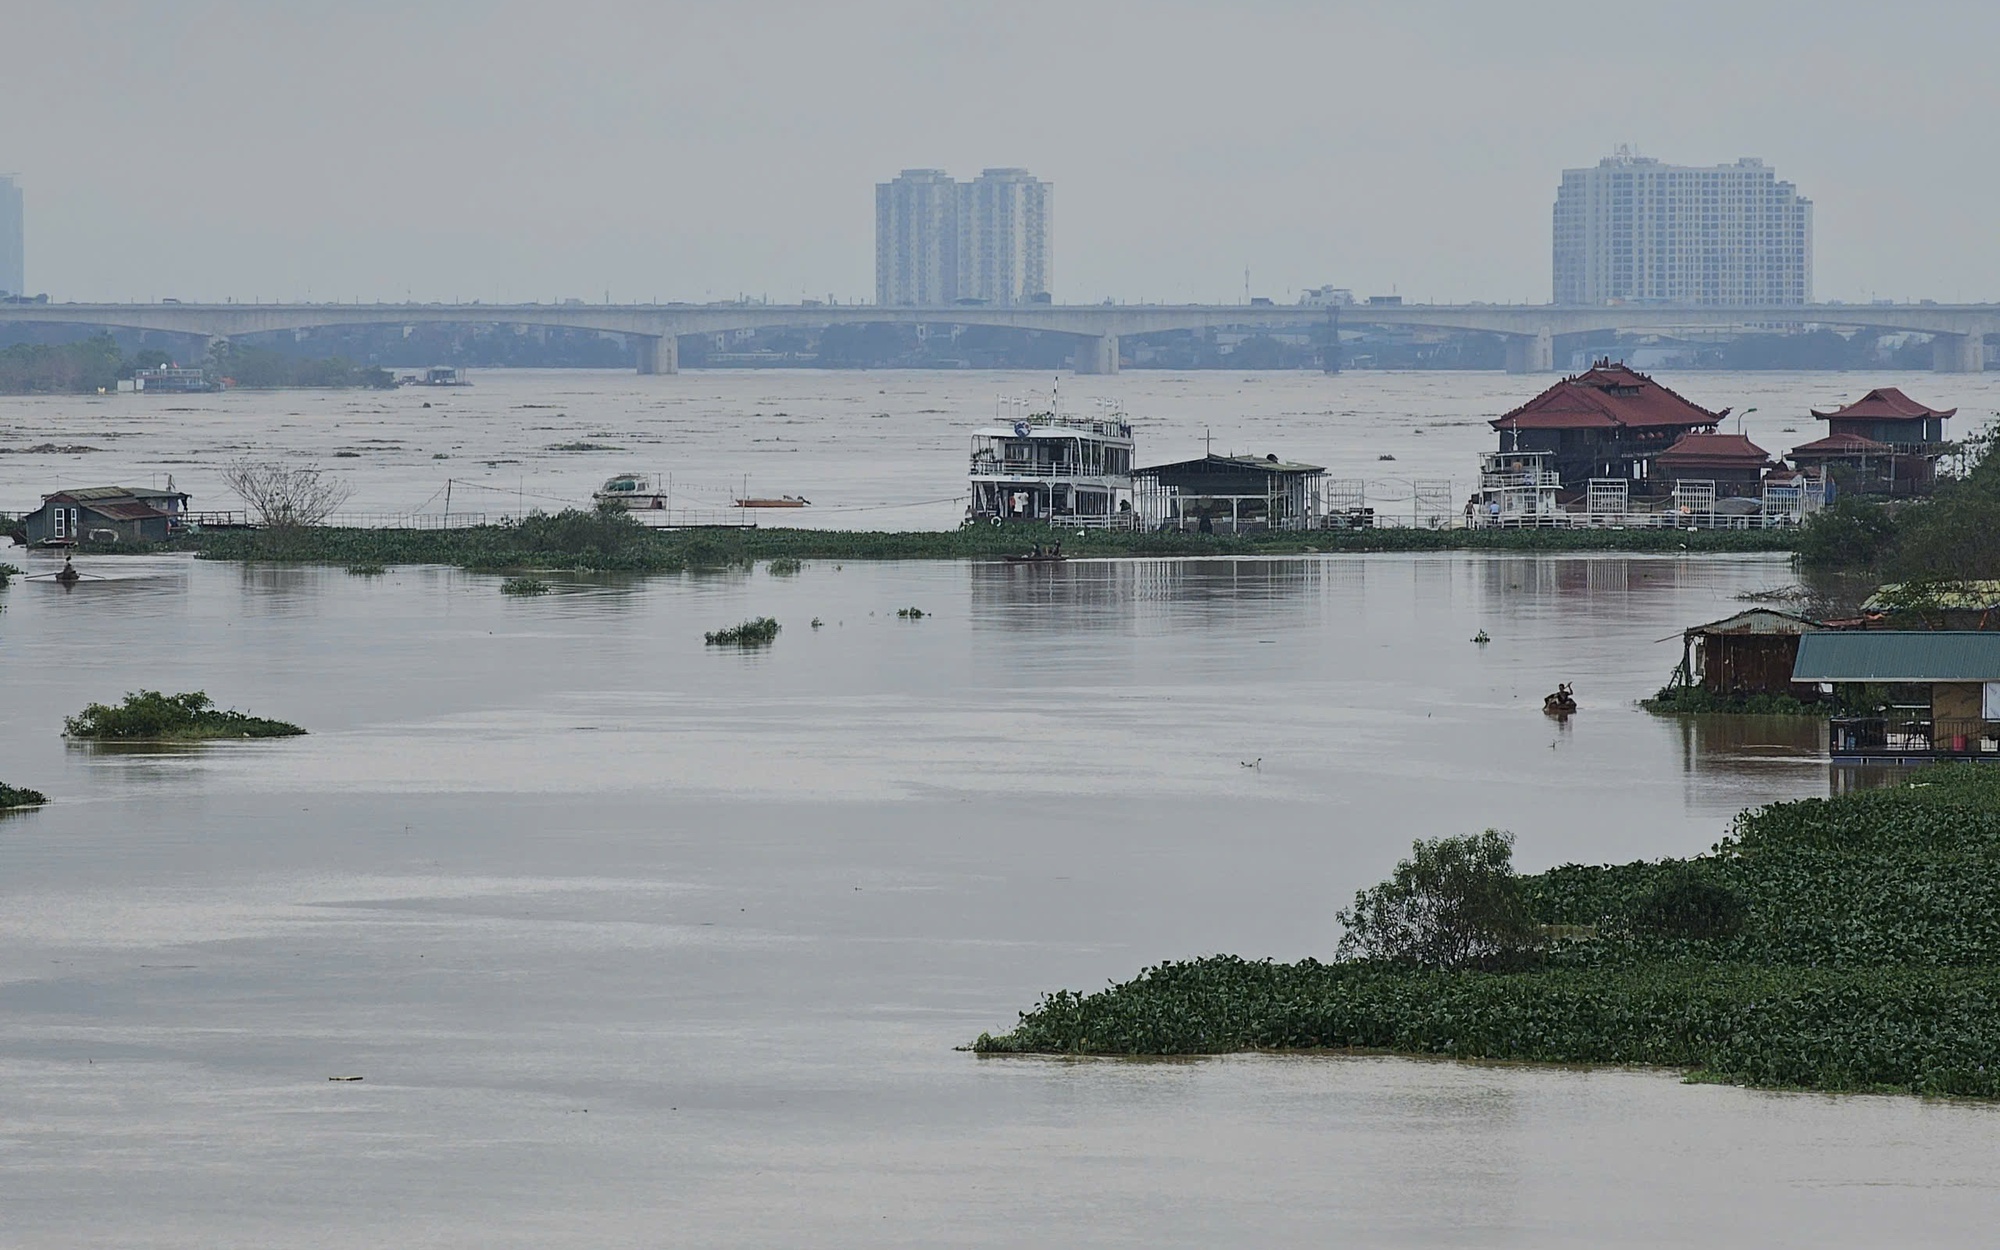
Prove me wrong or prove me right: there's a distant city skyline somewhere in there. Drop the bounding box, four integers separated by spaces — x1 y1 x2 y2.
4 5 2000 305
876 168 1051 306
1554 152 1812 307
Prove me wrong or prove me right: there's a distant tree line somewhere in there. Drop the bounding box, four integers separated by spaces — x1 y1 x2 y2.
0 332 393 394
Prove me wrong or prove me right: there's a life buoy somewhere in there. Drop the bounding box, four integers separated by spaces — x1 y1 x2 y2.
989 516 1001 527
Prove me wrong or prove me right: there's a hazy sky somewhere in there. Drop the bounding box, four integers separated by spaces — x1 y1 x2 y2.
7 1 1998 305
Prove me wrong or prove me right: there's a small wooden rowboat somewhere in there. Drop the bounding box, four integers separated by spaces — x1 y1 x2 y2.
1002 553 1068 564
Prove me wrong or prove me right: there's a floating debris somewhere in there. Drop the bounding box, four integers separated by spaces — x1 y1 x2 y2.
1472 630 1490 644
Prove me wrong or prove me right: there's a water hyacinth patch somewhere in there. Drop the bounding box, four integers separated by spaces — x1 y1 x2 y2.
500 577 551 596
975 766 2000 1097
706 617 780 647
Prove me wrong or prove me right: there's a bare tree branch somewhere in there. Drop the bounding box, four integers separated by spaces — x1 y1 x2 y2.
222 460 351 528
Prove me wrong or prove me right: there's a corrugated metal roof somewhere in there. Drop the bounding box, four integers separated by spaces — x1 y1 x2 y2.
1687 608 1820 637
1864 582 2000 612
1793 631 2000 682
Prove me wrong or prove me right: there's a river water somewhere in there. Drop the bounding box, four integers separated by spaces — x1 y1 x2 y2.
4 370 2000 1246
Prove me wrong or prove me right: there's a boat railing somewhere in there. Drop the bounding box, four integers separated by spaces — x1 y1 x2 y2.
1830 716 2000 757
971 456 1130 480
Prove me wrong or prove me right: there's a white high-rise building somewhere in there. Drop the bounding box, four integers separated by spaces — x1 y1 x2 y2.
875 169 960 306
956 168 1052 306
0 176 23 298
1553 151 1811 306
874 167 1052 306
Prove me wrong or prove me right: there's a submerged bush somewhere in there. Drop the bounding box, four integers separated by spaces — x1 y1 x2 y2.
1335 830 1539 970
63 690 306 740
706 617 780 646
896 606 926 619
345 563 386 576
766 557 802 575
1640 686 1823 716
500 576 550 596
0 781 49 809
0 562 20 589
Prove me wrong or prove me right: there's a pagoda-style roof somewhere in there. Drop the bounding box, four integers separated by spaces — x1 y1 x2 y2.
1789 432 1893 459
1811 387 1956 423
1491 360 1728 434
1654 432 1773 471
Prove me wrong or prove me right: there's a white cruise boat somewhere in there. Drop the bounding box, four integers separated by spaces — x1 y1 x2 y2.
967 398 1135 527
592 471 670 511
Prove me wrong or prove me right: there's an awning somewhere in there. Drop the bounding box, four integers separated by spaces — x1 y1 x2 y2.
1793 631 2000 682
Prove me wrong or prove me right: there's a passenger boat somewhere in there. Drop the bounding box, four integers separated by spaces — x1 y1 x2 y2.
732 495 811 508
593 472 670 510
967 396 1136 528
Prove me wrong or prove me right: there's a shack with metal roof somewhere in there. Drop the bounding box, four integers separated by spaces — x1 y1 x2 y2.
1134 452 1326 533
1671 608 1824 698
1793 631 2000 762
17 485 190 546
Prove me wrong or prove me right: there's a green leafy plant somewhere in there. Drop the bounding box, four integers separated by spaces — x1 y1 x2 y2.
767 557 802 575
500 576 550 596
63 690 305 741
896 606 926 619
0 781 49 809
706 617 780 646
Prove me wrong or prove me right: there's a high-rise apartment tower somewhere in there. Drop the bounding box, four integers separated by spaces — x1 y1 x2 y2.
0 176 23 298
1553 151 1811 306
875 167 1052 305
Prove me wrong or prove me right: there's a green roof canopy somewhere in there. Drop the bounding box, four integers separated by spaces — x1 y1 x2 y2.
1793 631 2000 683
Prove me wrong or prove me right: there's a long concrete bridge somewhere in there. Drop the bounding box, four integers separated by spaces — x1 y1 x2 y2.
0 300 1991 374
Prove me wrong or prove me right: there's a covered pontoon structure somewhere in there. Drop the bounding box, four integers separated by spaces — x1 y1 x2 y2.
1793 631 2000 762
1134 453 1326 534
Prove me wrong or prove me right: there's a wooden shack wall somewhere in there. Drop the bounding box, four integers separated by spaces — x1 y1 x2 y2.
1700 633 1811 696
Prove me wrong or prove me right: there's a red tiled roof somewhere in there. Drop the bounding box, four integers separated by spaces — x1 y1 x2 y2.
1491 360 1728 433
1789 433 1893 458
1811 387 1956 422
1654 432 1774 470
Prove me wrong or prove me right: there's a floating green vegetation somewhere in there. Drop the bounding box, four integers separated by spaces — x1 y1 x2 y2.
896 606 926 619
766 557 802 575
345 563 386 576
544 441 624 452
706 617 780 646
0 781 49 809
810 617 824 629
975 766 2000 1097
500 576 551 596
1639 686 1825 716
0 561 19 588
174 515 1800 577
63 690 306 741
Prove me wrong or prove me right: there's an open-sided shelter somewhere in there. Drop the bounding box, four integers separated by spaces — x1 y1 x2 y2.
1134 453 1326 533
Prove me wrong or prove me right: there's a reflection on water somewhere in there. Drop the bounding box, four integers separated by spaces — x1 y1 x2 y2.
4 549 1996 1247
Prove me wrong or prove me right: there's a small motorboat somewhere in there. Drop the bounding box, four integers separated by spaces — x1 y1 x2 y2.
733 495 811 508
1542 683 1577 716
593 472 670 510
1002 552 1068 564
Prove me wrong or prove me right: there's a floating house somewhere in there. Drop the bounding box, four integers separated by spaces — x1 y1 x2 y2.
967 405 1135 527
18 485 190 545
1134 453 1327 534
1794 631 2000 762
1672 608 1824 699
1489 360 1728 494
1788 388 1955 495
1652 433 1775 499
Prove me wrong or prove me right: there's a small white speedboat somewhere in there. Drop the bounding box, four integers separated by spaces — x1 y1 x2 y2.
593 472 670 511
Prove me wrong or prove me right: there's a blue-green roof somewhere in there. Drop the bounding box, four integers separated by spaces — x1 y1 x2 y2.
1793 631 2000 682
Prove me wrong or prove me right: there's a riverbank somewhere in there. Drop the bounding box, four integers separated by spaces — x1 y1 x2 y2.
170 512 1800 572
974 765 2000 1097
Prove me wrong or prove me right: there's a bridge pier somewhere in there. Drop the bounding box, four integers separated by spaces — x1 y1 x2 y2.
1931 331 1987 373
1071 334 1120 375
1504 328 1556 374
634 334 679 375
